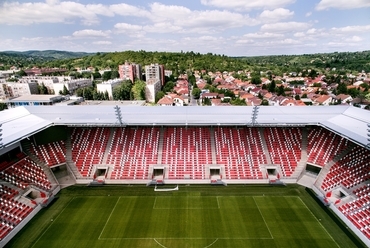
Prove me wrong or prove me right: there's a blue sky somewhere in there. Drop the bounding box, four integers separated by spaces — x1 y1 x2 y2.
0 0 369 56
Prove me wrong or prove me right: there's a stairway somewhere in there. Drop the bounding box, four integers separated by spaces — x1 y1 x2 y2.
292 127 308 178
259 128 272 164
210 127 217 165
65 128 81 178
102 127 115 164
157 127 164 165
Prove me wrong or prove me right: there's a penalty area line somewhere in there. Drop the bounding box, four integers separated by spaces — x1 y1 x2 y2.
98 196 121 240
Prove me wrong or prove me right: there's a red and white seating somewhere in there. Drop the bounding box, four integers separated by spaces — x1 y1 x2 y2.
0 157 52 191
307 127 349 167
264 127 302 177
339 184 370 239
30 140 66 167
109 127 159 180
321 146 370 191
162 127 211 180
71 127 110 177
0 184 34 240
214 127 266 180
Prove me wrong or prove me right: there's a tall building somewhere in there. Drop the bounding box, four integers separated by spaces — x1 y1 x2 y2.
144 64 165 103
118 62 142 83
145 64 165 86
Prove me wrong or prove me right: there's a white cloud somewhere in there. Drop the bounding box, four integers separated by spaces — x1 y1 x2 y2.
331 25 370 33
201 0 296 10
242 32 284 39
305 12 312 17
259 8 294 23
72 29 111 38
261 22 311 33
92 41 112 45
0 1 112 25
109 3 150 18
316 0 370 10
345 36 363 42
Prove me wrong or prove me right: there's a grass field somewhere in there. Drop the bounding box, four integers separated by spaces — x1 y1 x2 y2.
6 185 365 248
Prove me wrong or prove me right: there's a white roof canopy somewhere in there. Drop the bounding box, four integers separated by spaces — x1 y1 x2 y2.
0 105 369 149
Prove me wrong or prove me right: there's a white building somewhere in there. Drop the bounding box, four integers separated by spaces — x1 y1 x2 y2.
54 78 92 94
145 79 161 103
96 79 123 99
0 82 39 100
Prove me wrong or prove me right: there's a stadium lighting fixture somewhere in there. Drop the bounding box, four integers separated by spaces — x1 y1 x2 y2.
114 105 123 126
250 106 259 126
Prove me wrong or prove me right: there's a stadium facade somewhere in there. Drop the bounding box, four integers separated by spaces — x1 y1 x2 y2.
0 105 369 246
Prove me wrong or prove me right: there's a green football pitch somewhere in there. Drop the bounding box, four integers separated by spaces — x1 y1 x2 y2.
6 185 365 248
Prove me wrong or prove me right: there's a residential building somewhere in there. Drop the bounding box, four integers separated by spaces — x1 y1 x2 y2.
118 62 142 82
0 82 38 100
96 79 124 99
145 64 165 86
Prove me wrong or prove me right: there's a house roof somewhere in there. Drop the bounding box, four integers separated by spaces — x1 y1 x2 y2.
0 106 369 151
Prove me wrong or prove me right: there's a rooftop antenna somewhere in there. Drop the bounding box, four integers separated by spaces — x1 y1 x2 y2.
114 105 126 126
0 124 3 149
250 106 259 126
367 123 370 149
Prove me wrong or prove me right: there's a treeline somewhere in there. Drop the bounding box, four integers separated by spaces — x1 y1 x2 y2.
1 50 370 77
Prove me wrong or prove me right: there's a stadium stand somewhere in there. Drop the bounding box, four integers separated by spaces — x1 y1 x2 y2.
321 146 370 191
0 157 52 191
162 127 211 179
109 127 160 180
263 127 302 177
30 141 66 167
307 127 349 167
214 127 266 179
71 127 110 177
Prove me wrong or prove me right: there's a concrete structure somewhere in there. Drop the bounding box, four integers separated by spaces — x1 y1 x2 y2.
5 95 64 107
96 79 124 99
144 64 165 103
0 81 39 100
53 78 92 94
145 64 165 86
118 62 142 82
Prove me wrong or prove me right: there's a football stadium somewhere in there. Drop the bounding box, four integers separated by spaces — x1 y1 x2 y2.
0 105 369 248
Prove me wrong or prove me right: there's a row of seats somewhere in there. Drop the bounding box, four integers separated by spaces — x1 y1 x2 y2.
321 147 370 191
338 184 370 239
71 127 110 177
108 127 159 180
0 183 35 240
264 127 302 177
30 141 66 167
163 127 211 180
214 127 266 180
0 157 52 191
307 127 349 167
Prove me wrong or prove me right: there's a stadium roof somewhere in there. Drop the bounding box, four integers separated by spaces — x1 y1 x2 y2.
0 105 369 149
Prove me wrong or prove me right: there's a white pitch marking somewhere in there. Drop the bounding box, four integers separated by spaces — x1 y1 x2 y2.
98 196 120 240
252 196 274 239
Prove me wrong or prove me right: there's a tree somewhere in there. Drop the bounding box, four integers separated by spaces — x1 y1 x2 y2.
192 88 201 99
337 83 348 94
268 80 276 93
295 95 301 100
113 81 132 100
38 83 48 94
62 85 70 95
102 71 112 81
261 99 269 106
111 70 119 79
251 76 262 85
131 80 146 100
0 103 7 111
163 81 175 93
203 97 211 106
155 91 165 103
